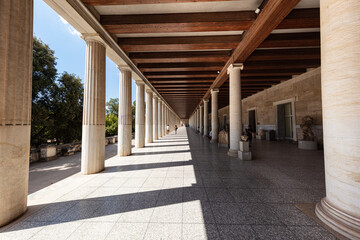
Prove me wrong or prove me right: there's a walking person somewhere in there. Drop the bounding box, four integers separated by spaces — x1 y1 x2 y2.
166 124 170 134
174 125 178 134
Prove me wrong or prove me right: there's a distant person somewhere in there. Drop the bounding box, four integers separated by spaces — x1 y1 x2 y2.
209 130 212 140
174 125 178 134
246 125 254 147
166 124 170 134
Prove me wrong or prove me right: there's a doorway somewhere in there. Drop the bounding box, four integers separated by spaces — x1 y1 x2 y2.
248 110 256 133
277 103 293 139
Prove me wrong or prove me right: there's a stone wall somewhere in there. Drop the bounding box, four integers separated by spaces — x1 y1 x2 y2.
217 67 323 144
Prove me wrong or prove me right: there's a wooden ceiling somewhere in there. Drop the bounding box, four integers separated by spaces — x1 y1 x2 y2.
82 0 320 119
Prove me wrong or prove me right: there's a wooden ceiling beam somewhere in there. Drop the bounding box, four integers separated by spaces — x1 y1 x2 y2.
139 59 319 72
102 9 318 34
118 32 318 52
200 0 303 102
130 48 320 64
82 0 239 6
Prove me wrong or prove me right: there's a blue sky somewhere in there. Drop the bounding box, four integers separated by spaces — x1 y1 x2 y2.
33 0 136 102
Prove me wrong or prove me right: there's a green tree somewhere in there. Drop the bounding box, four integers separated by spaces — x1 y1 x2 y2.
49 72 83 143
31 37 57 146
31 37 84 146
106 98 119 116
106 114 118 137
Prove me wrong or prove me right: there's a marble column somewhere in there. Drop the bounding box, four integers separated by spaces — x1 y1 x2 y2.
0 0 33 227
81 36 106 174
200 105 204 135
203 99 209 137
158 99 162 138
315 1 360 238
145 88 153 143
227 64 243 157
153 96 158 140
118 67 132 156
135 80 145 148
211 89 219 143
162 102 166 136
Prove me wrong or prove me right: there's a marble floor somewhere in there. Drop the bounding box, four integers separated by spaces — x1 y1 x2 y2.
0 127 339 240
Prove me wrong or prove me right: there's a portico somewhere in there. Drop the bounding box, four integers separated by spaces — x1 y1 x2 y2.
1 0 360 239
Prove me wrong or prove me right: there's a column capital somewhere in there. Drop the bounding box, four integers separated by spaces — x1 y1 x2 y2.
134 79 145 86
203 99 209 103
145 87 153 93
117 65 132 72
211 88 219 94
227 63 244 74
200 105 203 109
81 33 106 47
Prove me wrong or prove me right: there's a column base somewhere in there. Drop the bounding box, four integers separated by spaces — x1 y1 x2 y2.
210 139 217 143
315 198 360 240
118 124 132 157
227 149 238 157
0 125 30 227
81 125 105 174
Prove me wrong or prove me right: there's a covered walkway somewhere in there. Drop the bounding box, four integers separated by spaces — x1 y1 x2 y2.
0 127 337 240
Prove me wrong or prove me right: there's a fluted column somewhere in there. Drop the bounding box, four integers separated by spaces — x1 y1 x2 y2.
118 67 132 156
203 99 209 137
81 36 106 174
161 102 165 136
211 89 219 143
153 96 158 140
135 80 145 148
145 88 153 143
227 64 243 157
158 99 162 138
315 1 360 239
199 105 204 135
0 0 33 227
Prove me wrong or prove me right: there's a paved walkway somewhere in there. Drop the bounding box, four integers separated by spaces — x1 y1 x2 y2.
0 127 338 240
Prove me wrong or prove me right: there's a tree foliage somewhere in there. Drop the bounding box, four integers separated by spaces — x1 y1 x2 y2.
31 37 83 146
106 114 118 137
106 98 119 116
105 99 136 136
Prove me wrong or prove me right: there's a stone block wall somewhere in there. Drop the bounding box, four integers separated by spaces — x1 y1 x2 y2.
216 67 323 144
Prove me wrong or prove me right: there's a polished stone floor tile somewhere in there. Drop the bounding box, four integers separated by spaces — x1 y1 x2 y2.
182 224 220 240
0 127 338 240
218 224 257 240
67 222 115 240
143 223 182 240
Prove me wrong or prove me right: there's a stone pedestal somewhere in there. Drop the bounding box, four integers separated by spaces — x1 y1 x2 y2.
211 89 219 143
118 67 132 156
81 36 106 174
315 1 360 239
239 141 249 152
0 0 33 227
40 145 57 161
135 80 145 148
238 141 252 161
227 64 243 157
145 89 153 143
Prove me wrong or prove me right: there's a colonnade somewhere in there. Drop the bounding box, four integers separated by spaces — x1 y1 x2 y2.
0 0 180 227
1 1 360 238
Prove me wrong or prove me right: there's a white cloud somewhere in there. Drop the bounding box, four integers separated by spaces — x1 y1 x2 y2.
59 16 81 38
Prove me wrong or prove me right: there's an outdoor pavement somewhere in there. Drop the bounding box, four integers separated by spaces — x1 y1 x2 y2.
0 127 339 239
